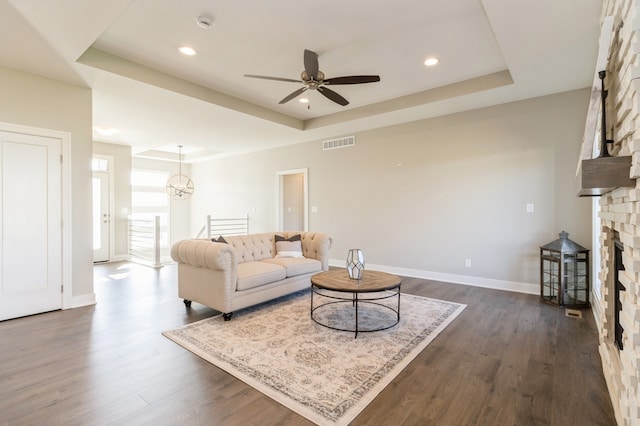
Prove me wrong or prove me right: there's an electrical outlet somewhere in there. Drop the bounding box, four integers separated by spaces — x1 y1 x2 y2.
526 203 534 213
465 259 472 268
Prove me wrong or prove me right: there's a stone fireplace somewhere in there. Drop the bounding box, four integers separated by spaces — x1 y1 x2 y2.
589 1 640 424
597 202 639 424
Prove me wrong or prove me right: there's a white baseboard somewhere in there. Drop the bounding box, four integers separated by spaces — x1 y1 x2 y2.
71 293 97 308
329 259 538 295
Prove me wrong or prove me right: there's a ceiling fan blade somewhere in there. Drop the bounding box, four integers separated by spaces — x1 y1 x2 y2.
279 87 308 104
304 49 319 80
244 74 301 83
317 86 349 106
324 75 381 85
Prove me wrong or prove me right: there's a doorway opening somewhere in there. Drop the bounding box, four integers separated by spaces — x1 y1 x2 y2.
276 168 308 232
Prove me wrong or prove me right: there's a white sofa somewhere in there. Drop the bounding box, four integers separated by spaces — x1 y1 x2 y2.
170 231 332 320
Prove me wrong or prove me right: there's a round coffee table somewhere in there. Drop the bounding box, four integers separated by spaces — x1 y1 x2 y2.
310 270 401 338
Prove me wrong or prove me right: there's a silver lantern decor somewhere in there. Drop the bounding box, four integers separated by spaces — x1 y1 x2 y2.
346 249 365 280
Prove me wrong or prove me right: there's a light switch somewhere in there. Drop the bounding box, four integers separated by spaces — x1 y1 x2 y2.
526 203 534 213
311 206 318 213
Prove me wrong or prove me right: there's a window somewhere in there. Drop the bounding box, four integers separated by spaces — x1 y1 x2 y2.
130 169 170 248
131 170 166 187
132 192 167 207
92 158 109 172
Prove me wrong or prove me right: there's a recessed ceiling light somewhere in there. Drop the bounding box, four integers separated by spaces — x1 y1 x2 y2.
179 46 197 56
424 57 439 67
94 126 118 136
299 98 309 103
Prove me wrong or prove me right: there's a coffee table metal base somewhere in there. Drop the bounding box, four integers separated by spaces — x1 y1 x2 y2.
310 285 401 338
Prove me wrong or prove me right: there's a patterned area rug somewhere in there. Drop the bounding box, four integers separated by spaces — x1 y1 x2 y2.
162 290 465 425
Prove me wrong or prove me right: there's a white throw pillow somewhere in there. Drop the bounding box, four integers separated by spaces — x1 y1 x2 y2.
275 240 303 258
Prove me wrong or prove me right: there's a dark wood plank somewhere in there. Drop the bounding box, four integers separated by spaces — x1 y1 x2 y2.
0 262 616 425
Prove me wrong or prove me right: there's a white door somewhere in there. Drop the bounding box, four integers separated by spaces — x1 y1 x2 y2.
0 131 62 321
93 172 110 262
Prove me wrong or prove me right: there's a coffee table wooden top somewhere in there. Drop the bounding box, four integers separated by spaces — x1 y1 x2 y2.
311 270 401 293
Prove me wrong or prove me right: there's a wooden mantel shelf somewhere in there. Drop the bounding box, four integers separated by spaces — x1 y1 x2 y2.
578 156 636 197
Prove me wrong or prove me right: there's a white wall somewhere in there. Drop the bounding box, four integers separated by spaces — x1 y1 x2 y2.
190 89 592 292
0 65 93 303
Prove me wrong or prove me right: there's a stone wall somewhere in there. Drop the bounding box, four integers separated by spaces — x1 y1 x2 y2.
595 0 640 424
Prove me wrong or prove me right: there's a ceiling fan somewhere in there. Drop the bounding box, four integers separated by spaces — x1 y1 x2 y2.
244 49 380 106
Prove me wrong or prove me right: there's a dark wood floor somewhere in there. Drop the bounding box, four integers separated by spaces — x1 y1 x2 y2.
0 262 616 425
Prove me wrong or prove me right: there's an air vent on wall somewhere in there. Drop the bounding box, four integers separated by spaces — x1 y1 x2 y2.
323 136 355 151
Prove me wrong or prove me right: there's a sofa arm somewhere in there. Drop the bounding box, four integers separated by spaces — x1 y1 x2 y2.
299 232 333 271
171 239 237 271
171 239 238 313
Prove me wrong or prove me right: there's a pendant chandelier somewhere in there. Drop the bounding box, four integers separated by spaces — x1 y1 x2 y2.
166 145 194 200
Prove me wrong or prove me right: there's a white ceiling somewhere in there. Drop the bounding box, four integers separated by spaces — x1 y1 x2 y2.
0 0 603 161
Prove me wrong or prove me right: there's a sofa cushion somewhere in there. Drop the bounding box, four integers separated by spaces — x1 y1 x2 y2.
236 261 286 291
262 257 322 278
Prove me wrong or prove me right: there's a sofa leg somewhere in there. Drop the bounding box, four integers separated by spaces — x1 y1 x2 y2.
223 312 233 321
183 299 192 308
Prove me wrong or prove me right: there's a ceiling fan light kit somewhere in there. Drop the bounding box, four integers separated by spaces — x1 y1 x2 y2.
244 49 380 106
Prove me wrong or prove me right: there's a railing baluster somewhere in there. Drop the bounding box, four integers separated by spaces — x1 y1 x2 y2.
154 215 161 268
207 214 249 238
